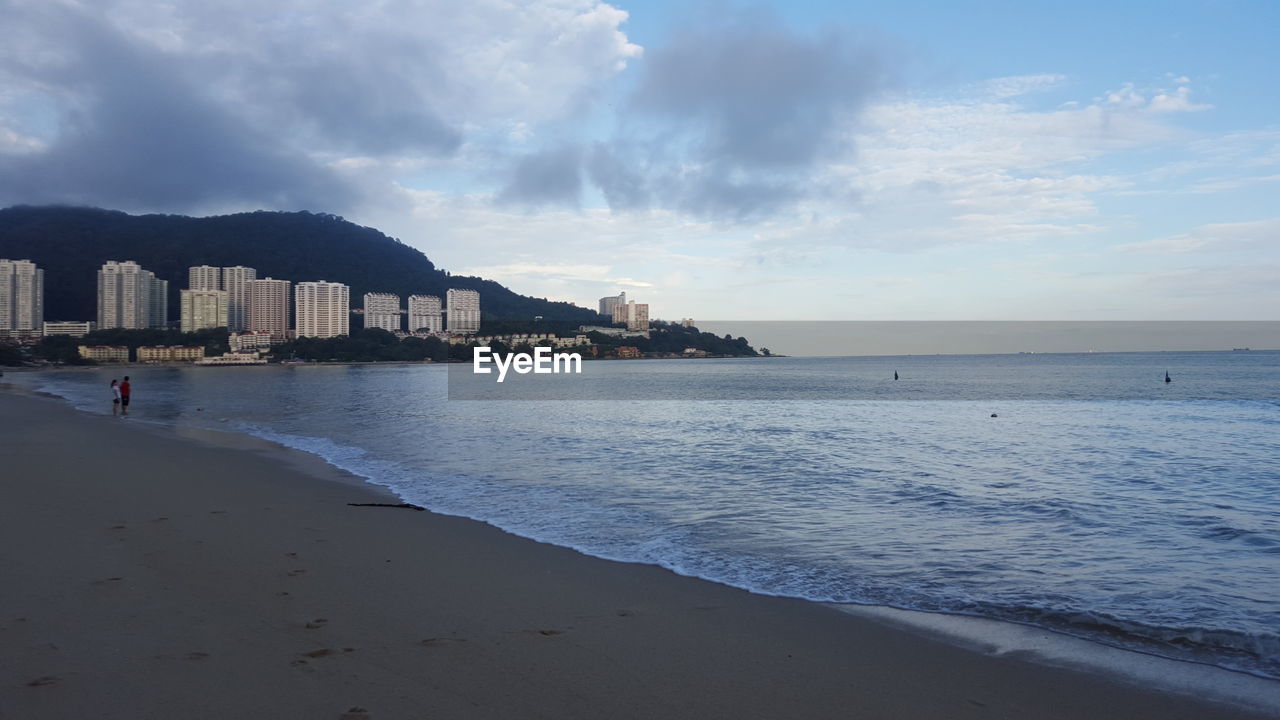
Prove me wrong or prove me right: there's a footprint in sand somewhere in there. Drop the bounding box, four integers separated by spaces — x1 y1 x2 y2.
300 648 355 658
419 637 467 647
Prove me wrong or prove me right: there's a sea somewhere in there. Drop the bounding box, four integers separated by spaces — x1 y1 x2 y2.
13 351 1280 688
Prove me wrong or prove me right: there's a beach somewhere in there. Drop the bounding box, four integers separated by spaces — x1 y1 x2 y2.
0 388 1273 720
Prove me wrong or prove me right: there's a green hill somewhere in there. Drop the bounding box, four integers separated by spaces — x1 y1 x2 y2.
0 205 600 324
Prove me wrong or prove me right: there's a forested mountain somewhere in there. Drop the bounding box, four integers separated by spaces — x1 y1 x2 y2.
0 205 600 324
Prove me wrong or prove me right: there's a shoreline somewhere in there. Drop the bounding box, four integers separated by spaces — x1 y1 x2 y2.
2 389 1277 718
2 345 1273 374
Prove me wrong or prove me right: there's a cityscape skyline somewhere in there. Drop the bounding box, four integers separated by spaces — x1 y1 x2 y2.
0 256 513 341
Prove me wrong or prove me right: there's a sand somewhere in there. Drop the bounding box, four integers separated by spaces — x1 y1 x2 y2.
0 389 1274 719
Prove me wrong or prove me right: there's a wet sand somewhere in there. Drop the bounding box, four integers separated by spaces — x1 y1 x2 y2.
0 390 1272 719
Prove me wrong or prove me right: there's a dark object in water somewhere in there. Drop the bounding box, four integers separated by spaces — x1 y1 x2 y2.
348 502 426 512
990 413 998 418
894 371 899 380
1165 371 1172 383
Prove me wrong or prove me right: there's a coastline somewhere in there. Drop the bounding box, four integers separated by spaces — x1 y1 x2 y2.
1 389 1276 719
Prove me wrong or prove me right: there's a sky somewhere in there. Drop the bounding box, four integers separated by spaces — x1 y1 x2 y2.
1 0 1277 321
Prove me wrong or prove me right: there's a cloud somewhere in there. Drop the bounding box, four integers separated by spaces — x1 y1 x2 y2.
0 3 358 212
497 146 584 207
0 0 641 213
580 11 892 219
1148 85 1212 113
979 74 1067 99
801 78 1227 251
1118 218 1280 254
585 142 652 211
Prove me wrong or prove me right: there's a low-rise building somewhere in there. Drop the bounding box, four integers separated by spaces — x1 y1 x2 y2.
78 345 129 362
195 352 268 365
553 335 590 348
44 321 95 337
616 346 641 358
229 331 275 353
137 346 205 363
579 325 649 338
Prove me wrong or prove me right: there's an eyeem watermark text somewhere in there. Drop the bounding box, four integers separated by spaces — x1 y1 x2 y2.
473 346 583 382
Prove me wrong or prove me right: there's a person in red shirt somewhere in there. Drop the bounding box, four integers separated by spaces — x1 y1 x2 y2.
119 376 131 416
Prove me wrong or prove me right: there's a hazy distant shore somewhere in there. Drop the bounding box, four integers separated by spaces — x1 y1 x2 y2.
1 389 1274 719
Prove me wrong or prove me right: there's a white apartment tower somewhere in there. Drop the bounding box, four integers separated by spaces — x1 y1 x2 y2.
221 265 257 332
188 265 221 291
0 259 43 335
407 294 443 333
363 293 401 332
295 281 350 338
98 261 165 329
187 264 257 331
179 289 228 333
248 278 291 341
616 300 650 332
600 291 626 319
445 289 480 334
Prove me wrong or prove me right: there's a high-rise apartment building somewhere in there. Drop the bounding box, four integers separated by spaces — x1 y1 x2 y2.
407 294 443 333
150 277 169 328
615 300 650 332
180 289 228 333
295 281 350 338
188 265 221 291
599 291 626 319
445 289 480 334
0 259 43 336
221 265 257 332
247 278 291 341
188 264 258 332
98 261 165 329
363 293 401 332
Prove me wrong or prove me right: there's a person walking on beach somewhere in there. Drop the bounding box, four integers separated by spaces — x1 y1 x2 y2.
110 379 121 417
119 376 131 416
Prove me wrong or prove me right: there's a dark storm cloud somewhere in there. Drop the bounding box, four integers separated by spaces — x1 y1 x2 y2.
497 146 583 207
0 2 461 213
250 50 461 157
585 142 651 211
583 12 892 219
632 21 882 169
